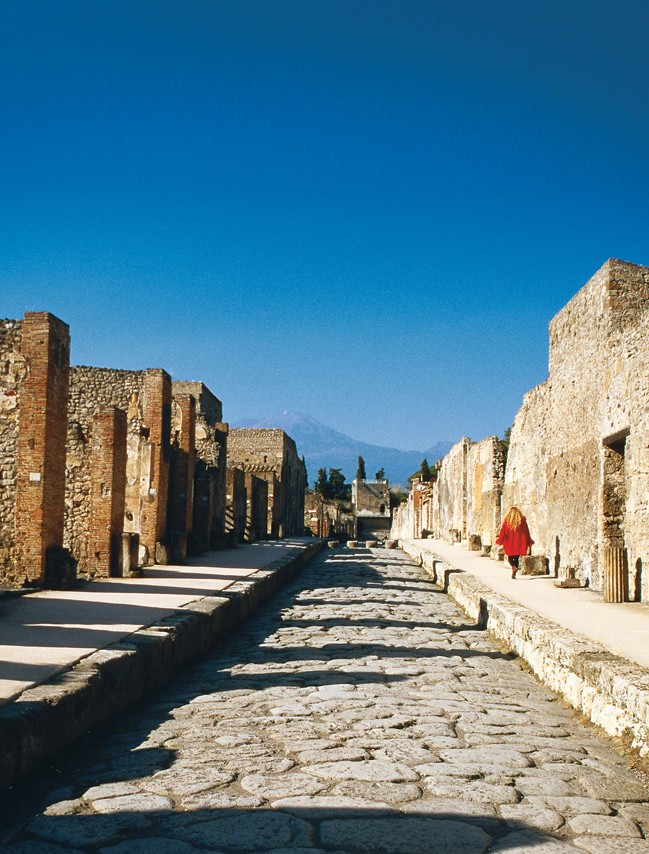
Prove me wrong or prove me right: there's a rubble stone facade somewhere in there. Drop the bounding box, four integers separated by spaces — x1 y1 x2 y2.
172 382 228 553
66 367 172 572
227 428 307 537
391 437 504 550
504 259 649 598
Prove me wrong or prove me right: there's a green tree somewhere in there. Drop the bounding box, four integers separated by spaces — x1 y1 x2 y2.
375 467 385 481
420 458 431 481
315 468 332 499
328 468 351 501
356 456 366 480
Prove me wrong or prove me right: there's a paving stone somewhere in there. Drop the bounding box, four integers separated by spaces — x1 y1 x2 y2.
171 811 313 849
98 840 201 854
526 796 612 816
319 816 492 853
240 773 327 799
92 793 175 813
567 814 642 836
329 780 422 803
307 760 420 782
27 814 153 848
499 802 564 832
489 831 582 851
144 765 235 796
271 794 394 815
571 839 649 853
5 549 649 854
4 844 85 854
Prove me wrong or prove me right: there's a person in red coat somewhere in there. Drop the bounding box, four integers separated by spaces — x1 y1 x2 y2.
496 507 534 579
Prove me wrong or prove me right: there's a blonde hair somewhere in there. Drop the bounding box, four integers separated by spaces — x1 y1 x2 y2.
503 507 524 530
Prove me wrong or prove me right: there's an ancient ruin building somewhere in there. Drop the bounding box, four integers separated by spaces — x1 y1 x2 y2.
352 478 391 540
227 428 307 537
391 437 504 550
0 313 70 586
504 258 649 598
244 472 269 542
225 466 246 544
172 381 228 553
304 492 356 539
66 367 173 573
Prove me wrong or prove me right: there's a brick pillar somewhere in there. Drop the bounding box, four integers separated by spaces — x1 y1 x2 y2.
88 407 127 577
15 313 70 585
168 393 195 560
140 369 171 561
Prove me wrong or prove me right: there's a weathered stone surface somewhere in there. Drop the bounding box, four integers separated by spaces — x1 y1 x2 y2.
319 817 492 853
567 814 642 836
98 840 200 854
172 812 313 850
5 548 649 854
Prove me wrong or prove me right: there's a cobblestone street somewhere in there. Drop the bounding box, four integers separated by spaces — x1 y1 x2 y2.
3 546 649 854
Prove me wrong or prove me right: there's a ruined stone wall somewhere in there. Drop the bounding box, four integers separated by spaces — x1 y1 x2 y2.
435 438 472 542
228 428 307 537
466 437 505 550
66 367 172 570
0 319 25 576
172 381 227 552
225 466 246 543
66 367 145 571
352 479 390 516
505 259 649 597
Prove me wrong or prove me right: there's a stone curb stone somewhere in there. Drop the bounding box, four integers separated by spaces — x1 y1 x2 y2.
398 539 649 757
0 541 324 790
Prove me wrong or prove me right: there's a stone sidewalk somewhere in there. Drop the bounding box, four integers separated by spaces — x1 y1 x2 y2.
0 538 323 789
398 538 649 758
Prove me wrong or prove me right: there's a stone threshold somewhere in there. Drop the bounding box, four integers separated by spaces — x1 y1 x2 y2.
0 540 324 790
399 539 649 758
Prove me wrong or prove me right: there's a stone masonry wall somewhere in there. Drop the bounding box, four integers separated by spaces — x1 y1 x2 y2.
466 436 505 550
173 381 228 552
505 259 649 597
0 319 25 577
66 368 145 571
435 438 472 542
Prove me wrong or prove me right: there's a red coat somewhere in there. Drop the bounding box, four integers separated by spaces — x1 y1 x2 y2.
496 517 534 557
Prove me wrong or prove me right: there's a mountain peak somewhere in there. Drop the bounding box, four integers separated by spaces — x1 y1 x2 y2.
231 412 454 485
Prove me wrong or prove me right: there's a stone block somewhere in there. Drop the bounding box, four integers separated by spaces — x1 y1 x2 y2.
347 540 358 548
467 534 482 551
155 542 169 565
365 540 378 548
385 539 398 549
327 541 339 548
492 546 505 561
519 555 549 575
554 578 582 588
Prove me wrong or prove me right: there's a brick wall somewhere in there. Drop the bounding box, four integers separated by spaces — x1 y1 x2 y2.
15 313 70 584
88 407 127 576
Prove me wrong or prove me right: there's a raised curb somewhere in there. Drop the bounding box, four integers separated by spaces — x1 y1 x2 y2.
0 540 324 789
398 539 649 757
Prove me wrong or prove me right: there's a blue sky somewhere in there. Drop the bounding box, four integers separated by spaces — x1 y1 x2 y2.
2 1 648 451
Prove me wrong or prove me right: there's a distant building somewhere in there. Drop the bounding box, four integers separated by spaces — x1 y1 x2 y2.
352 478 391 541
227 428 307 537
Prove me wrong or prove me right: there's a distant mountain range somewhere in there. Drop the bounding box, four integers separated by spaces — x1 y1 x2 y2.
231 411 454 486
